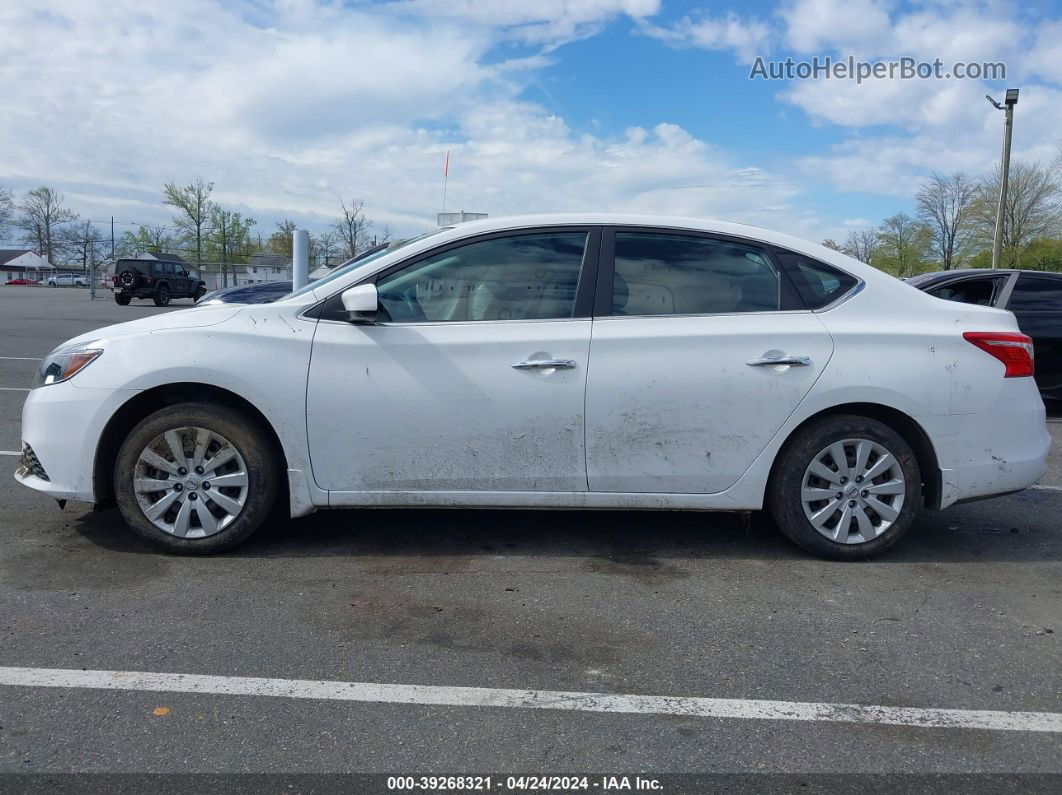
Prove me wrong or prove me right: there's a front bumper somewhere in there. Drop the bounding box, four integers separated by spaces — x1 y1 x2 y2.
13 382 138 503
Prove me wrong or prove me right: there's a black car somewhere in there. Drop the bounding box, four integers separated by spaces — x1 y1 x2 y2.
908 268 1062 401
195 280 293 306
112 259 207 306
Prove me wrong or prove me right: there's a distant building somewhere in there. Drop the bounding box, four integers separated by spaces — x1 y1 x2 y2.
0 249 54 282
437 211 487 226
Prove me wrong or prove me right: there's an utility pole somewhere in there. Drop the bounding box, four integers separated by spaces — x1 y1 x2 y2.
986 89 1019 270
110 216 115 258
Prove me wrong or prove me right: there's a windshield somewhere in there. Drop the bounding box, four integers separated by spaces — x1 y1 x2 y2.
281 228 450 300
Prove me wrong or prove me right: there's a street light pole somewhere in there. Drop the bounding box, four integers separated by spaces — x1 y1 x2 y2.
986 88 1019 270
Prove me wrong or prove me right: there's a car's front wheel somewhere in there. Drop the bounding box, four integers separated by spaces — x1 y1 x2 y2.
768 415 921 560
113 402 280 554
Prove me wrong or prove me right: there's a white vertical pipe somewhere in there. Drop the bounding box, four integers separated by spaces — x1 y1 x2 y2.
293 229 309 290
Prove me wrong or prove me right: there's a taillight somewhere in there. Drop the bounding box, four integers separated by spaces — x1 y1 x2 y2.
963 332 1035 378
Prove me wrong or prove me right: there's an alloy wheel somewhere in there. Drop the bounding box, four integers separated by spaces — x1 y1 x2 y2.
800 437 906 544
132 426 249 538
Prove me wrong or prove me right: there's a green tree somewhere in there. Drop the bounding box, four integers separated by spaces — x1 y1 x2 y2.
118 225 176 258
875 213 931 277
267 219 298 256
208 207 256 286
163 178 213 264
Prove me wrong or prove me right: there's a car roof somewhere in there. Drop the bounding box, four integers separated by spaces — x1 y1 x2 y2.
913 268 1062 281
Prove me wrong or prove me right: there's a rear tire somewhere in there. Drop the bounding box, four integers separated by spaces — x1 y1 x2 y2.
153 285 170 306
114 294 131 306
113 402 281 555
194 285 207 300
768 414 921 560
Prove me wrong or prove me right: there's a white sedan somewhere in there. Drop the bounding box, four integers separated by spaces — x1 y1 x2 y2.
15 215 1051 559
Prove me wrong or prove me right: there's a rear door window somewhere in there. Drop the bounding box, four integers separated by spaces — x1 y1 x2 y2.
610 232 782 316
927 277 1005 307
1007 275 1062 312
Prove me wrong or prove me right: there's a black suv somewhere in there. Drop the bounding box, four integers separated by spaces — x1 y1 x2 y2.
112 259 207 306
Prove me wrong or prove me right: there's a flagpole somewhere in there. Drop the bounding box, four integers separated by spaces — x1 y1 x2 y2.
442 149 450 214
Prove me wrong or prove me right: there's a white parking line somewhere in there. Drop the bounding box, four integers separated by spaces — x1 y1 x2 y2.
1 666 1059 733
0 387 30 391
1030 484 1062 492
0 451 20 456
0 356 40 361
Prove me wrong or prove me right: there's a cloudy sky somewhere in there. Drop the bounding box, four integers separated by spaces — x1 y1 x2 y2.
2 0 1061 245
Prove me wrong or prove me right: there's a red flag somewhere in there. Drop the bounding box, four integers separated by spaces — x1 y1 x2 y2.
444 150 449 178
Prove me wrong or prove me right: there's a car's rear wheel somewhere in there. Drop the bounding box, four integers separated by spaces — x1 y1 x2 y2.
194 285 207 300
114 294 131 305
768 415 921 560
153 285 170 306
113 402 280 554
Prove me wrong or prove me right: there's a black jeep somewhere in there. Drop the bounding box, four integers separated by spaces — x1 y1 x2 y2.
112 259 207 306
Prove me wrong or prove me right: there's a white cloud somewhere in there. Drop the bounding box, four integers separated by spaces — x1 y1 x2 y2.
779 0 894 55
385 0 661 46
644 12 772 63
0 0 817 243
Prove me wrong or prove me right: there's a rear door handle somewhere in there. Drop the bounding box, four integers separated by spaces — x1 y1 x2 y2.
746 355 811 367
511 359 577 370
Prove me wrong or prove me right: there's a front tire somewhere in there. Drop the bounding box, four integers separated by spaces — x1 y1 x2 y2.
768 415 921 560
113 402 280 554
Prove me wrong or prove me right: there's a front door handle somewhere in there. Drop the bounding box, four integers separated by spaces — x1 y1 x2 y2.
746 355 811 367
511 358 577 370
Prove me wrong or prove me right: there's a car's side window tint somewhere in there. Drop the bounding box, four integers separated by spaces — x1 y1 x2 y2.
927 278 1000 306
1008 276 1062 311
612 233 781 316
775 251 858 309
376 233 587 323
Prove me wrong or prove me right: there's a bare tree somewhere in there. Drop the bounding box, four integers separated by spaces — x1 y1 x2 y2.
842 228 878 264
61 220 103 273
821 239 842 251
916 171 977 270
163 178 214 264
876 213 931 277
14 186 78 263
970 161 1062 267
310 230 341 267
332 198 372 258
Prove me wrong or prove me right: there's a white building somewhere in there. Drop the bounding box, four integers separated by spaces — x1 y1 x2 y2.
0 249 54 282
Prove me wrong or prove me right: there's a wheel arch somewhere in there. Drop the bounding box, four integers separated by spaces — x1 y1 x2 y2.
768 402 943 509
93 382 289 509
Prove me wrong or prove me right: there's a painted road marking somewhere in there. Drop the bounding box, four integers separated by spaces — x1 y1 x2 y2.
0 387 30 391
0 356 40 361
0 666 1059 733
0 451 20 456
1030 484 1062 492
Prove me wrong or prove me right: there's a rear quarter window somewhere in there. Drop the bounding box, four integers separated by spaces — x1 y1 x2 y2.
1007 275 1062 312
775 251 859 309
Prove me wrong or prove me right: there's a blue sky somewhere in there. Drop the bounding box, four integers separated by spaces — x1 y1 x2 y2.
2 0 1061 247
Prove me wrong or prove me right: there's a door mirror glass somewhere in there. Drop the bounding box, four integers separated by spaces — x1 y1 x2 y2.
341 283 379 323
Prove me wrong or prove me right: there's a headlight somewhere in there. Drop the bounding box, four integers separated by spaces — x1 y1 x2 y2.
36 342 103 386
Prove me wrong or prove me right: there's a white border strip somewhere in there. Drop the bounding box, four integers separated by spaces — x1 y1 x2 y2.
1 666 1059 733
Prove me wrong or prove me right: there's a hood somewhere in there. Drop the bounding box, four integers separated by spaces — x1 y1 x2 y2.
60 305 245 349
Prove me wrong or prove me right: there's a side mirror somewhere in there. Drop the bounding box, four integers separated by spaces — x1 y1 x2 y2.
341 283 379 324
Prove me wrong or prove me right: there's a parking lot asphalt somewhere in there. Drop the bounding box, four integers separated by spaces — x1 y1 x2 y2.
0 287 1059 778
